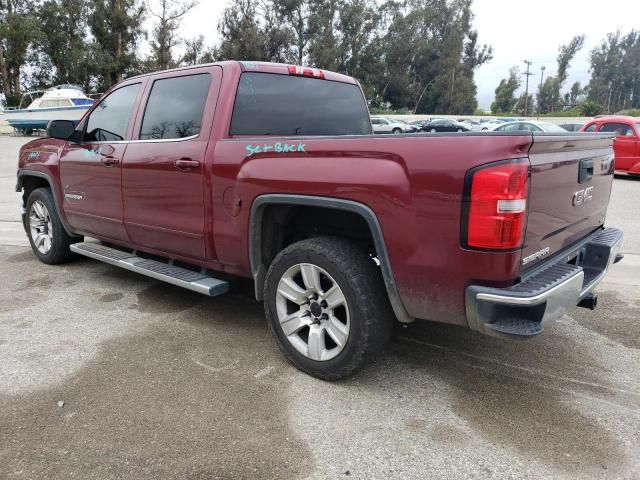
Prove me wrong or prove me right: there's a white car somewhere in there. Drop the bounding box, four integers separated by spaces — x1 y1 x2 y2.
476 119 509 131
489 120 568 133
370 117 414 134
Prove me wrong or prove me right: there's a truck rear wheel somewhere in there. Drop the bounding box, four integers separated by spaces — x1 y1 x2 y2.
25 187 78 264
264 237 393 380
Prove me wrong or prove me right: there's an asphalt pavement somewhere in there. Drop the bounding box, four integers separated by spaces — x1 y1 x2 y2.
1 136 639 479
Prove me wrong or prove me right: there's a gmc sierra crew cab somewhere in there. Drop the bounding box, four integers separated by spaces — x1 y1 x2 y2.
16 61 623 379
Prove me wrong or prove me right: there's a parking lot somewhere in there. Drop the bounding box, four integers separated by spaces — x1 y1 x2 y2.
1 135 639 479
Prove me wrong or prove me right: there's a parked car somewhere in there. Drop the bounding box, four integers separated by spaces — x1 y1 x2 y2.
394 118 420 132
580 115 640 175
409 119 437 131
370 117 414 134
16 61 622 380
478 119 508 130
459 119 480 129
560 122 585 132
489 120 568 133
422 118 470 132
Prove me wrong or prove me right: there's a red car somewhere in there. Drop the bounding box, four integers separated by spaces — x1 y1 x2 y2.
15 61 623 379
581 115 640 175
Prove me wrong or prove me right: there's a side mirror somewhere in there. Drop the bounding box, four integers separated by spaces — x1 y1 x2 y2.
46 120 76 140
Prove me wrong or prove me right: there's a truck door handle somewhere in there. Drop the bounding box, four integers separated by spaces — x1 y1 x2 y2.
174 159 200 170
101 156 119 166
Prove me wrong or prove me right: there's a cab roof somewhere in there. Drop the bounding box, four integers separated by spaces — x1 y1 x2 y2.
125 60 359 85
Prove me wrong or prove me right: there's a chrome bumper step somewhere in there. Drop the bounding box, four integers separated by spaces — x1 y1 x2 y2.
465 227 623 339
70 242 229 296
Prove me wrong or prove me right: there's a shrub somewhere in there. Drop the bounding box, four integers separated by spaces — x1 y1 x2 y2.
580 101 605 117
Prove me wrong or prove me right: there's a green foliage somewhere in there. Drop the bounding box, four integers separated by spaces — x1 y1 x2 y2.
89 0 145 89
0 0 41 97
215 0 287 62
515 92 533 116
580 100 605 117
148 0 198 71
36 0 94 89
368 106 413 115
557 35 584 88
537 76 560 114
491 67 520 114
538 109 582 118
215 0 490 115
617 109 640 116
377 0 492 114
588 30 640 113
3 0 639 119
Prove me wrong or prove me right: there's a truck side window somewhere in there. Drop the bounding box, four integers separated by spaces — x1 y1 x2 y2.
139 74 211 140
84 83 141 142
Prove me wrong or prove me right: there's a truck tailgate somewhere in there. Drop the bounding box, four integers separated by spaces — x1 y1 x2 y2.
522 134 615 270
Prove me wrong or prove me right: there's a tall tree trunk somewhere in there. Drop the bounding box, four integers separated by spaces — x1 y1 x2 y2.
116 0 123 82
0 45 10 99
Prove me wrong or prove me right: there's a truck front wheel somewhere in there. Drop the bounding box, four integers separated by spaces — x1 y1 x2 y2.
25 188 78 264
264 237 393 380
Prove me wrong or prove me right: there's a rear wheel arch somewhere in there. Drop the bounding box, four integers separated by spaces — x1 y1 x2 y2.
248 194 413 323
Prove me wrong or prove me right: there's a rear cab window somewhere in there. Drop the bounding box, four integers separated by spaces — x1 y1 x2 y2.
230 72 371 136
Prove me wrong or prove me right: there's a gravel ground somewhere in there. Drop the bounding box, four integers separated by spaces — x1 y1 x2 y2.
1 136 639 479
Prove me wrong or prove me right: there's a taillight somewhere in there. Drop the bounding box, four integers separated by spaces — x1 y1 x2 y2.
462 159 530 250
288 65 325 79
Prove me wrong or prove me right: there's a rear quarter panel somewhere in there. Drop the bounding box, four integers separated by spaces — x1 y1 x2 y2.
211 133 532 326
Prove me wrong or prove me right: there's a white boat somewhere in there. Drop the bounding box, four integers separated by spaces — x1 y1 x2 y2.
3 84 95 133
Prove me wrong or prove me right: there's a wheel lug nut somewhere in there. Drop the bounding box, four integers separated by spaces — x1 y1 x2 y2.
320 300 328 308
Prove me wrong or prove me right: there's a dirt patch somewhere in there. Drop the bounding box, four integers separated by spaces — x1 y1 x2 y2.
23 274 54 289
0 297 313 480
427 423 471 445
99 292 124 303
133 283 206 314
5 250 35 263
574 290 640 349
394 344 627 477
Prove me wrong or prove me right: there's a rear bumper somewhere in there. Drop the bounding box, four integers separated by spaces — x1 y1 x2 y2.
465 228 623 338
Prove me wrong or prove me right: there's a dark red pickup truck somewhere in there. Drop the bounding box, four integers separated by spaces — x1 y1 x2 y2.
16 61 623 379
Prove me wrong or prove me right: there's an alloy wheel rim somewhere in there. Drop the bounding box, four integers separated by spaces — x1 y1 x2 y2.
29 200 53 254
275 263 350 361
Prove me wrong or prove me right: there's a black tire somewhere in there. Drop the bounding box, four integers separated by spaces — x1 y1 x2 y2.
392 128 402 134
264 237 394 380
25 187 79 264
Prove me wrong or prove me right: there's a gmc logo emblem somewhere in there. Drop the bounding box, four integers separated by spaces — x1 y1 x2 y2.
573 186 594 206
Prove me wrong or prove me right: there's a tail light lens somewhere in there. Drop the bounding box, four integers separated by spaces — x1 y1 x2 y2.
463 159 530 250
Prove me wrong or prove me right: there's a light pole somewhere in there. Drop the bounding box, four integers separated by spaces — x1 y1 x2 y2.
537 66 545 118
523 60 533 117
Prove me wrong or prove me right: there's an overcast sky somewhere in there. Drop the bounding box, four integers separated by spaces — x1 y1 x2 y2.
155 0 639 110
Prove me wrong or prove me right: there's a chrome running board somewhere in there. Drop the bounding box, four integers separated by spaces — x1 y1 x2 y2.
70 242 229 296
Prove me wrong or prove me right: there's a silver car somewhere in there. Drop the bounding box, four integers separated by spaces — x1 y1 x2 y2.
370 117 414 134
489 120 568 133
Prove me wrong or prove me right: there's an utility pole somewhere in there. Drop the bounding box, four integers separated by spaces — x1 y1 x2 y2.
537 65 545 119
523 60 533 117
